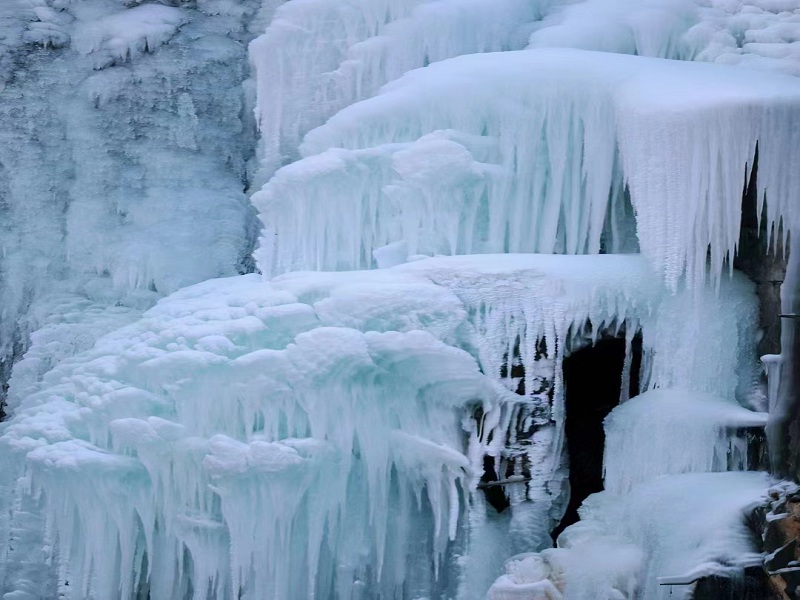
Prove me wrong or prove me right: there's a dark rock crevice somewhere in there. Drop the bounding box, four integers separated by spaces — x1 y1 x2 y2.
551 331 642 541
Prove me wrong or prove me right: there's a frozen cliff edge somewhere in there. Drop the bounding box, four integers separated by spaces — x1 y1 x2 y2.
0 254 759 598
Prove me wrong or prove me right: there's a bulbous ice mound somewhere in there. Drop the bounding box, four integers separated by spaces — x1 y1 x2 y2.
603 389 768 494
255 48 800 291
3 271 490 600
0 254 760 598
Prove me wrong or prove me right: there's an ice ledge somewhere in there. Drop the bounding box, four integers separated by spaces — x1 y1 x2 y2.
258 48 800 289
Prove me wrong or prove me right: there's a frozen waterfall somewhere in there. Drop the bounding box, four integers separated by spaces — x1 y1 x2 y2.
1 0 800 599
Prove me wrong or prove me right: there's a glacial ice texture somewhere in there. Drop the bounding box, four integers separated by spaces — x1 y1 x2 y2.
3 0 800 598
0 0 284 392
0 255 762 598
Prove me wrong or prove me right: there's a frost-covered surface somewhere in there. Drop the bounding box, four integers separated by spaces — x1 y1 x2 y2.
488 472 770 600
255 48 800 290
4 0 799 597
530 0 800 75
5 294 143 415
604 389 767 494
0 254 761 597
0 0 273 376
249 0 550 181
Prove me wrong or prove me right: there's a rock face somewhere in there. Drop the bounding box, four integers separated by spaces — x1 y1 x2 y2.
762 484 800 598
735 148 788 358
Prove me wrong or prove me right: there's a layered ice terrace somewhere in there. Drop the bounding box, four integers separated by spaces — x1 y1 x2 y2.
2 0 800 598
256 48 800 292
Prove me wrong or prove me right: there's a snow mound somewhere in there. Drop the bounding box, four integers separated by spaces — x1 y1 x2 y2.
256 48 800 289
604 389 768 494
73 5 187 68
490 472 770 600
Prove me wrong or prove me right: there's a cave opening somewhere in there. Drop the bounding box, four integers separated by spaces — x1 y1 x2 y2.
551 330 642 541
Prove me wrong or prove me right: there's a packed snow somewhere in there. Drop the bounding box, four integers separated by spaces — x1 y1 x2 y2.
488 472 770 600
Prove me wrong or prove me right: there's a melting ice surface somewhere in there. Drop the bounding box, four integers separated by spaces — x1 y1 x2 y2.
2 0 800 598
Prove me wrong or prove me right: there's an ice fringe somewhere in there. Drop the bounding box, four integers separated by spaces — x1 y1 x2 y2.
249 0 550 180
0 254 759 598
255 48 800 291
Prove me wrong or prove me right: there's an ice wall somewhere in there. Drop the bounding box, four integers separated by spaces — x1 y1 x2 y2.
0 0 278 399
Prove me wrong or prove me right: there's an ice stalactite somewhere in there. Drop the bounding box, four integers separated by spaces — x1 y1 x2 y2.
255 48 800 292
0 254 761 598
249 0 550 182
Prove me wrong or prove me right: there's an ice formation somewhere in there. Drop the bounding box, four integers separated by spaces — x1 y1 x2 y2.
2 0 800 598
0 0 271 375
603 389 768 494
255 48 800 290
0 255 761 598
249 0 548 180
488 472 770 600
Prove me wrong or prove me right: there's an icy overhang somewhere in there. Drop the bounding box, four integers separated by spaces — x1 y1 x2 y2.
0 253 759 598
256 48 800 289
